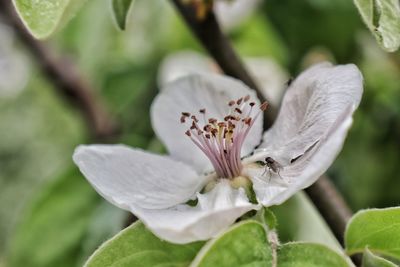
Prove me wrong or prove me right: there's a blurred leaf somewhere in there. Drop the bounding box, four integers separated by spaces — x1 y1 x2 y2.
78 202 127 265
271 192 341 252
363 249 397 267
13 0 88 39
233 15 289 65
354 0 400 52
345 207 400 260
278 242 350 267
111 0 134 30
191 221 272 267
264 0 360 70
85 221 204 267
8 168 100 267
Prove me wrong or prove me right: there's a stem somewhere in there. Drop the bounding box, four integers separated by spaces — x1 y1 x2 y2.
0 2 118 141
171 0 354 250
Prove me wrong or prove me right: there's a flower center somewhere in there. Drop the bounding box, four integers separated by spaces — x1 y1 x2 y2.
181 95 268 178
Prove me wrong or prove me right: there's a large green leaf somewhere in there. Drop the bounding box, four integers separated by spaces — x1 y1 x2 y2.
362 249 398 267
278 242 350 267
8 168 100 267
85 221 204 267
191 220 272 267
111 0 134 30
13 0 89 39
354 0 400 52
345 207 400 260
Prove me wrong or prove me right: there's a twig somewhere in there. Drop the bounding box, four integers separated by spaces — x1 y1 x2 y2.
0 2 118 140
171 0 276 127
171 0 354 249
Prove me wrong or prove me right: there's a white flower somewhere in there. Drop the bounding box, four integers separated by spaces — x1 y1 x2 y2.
157 50 288 106
73 62 363 244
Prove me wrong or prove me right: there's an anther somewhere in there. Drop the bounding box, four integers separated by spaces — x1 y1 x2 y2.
182 112 190 117
180 116 186 123
185 130 191 137
228 100 235 106
199 108 206 114
235 108 242 114
209 118 217 124
236 97 243 105
191 115 199 123
244 95 250 102
249 102 255 107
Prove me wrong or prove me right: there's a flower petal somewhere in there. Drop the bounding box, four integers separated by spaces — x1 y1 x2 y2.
245 57 288 106
259 63 363 164
151 74 263 173
157 50 217 87
214 0 261 31
129 180 259 243
73 144 208 210
245 106 354 206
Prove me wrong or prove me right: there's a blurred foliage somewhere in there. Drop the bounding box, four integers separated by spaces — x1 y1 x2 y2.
1 0 400 266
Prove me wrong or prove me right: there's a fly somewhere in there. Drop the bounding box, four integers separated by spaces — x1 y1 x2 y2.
262 156 283 181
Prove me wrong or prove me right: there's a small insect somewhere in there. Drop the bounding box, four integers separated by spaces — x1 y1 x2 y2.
285 77 294 87
262 157 283 181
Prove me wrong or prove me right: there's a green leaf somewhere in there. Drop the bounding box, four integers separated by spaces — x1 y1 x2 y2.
111 0 134 30
191 220 272 267
8 168 100 267
363 249 398 267
345 207 400 260
354 0 400 52
85 221 204 267
13 0 89 39
278 242 350 267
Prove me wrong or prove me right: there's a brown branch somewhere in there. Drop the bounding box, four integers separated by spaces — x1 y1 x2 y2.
171 0 276 127
171 0 354 249
0 2 118 141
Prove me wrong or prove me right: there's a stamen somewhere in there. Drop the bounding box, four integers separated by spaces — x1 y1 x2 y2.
181 95 263 178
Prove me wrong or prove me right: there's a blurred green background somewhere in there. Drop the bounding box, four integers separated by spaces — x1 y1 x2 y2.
1 0 399 266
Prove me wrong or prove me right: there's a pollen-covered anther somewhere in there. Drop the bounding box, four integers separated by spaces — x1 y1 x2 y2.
209 118 217 124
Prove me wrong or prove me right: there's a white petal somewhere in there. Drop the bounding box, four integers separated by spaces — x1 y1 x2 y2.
151 74 263 173
157 50 217 87
245 106 354 206
245 57 288 107
259 62 363 164
130 180 259 243
73 144 208 210
214 0 261 31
